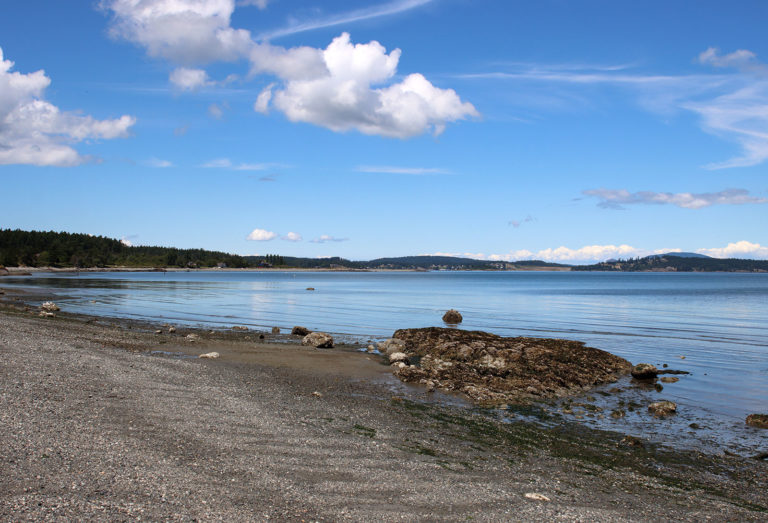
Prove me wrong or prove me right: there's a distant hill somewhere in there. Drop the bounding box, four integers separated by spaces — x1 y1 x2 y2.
573 254 768 272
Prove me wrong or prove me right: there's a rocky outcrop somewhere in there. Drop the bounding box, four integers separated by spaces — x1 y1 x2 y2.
291 326 311 336
631 363 658 380
746 414 768 429
648 400 677 417
302 332 334 349
442 309 463 324
390 327 631 405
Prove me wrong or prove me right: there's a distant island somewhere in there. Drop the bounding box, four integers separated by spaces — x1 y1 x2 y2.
1 229 767 273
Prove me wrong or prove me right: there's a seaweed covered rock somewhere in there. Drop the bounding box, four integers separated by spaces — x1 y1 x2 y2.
746 414 768 429
442 309 463 324
648 400 677 417
391 327 631 405
291 326 311 336
631 363 658 380
302 332 334 349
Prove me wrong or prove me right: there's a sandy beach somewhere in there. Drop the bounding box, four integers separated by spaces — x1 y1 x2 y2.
1 302 766 521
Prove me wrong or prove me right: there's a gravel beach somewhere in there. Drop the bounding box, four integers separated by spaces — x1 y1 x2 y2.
1 305 766 521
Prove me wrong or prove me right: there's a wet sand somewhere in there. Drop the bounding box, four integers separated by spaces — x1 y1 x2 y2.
0 301 767 520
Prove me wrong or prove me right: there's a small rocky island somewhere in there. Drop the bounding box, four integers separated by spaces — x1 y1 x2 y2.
383 327 632 404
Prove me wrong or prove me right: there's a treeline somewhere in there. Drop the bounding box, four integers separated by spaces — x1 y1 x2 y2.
572 255 768 272
0 229 252 268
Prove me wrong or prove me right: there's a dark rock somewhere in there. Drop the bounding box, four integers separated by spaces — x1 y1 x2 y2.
619 435 644 448
302 332 334 349
390 327 631 405
442 309 463 324
631 363 658 380
648 400 677 417
291 326 311 336
306 287 315 291
660 377 679 383
746 414 768 429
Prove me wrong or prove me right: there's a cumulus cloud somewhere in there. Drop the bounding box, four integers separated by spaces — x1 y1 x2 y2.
102 1 476 138
169 67 211 90
281 232 302 242
697 241 768 259
310 235 349 243
583 188 768 209
246 228 277 241
356 165 450 175
0 47 135 167
697 47 758 69
438 245 651 264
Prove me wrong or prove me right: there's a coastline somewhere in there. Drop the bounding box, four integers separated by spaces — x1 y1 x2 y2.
1 302 766 519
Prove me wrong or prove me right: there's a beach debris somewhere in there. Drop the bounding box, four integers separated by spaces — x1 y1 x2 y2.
232 325 248 331
306 287 315 291
441 309 463 324
389 352 409 365
311 391 323 398
168 326 176 333
648 400 677 417
524 493 550 502
377 338 406 355
746 414 768 429
660 377 679 383
390 327 631 405
631 363 658 380
291 326 311 336
619 435 645 448
186 333 199 341
302 332 334 349
271 326 280 334
40 301 60 312
199 352 220 359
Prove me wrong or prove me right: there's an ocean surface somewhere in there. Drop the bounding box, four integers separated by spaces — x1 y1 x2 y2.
3 270 767 454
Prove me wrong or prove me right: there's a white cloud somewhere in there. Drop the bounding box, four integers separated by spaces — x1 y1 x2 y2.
697 47 758 69
246 228 277 241
455 245 651 264
147 157 173 167
208 103 225 119
237 0 268 8
257 0 435 40
697 241 768 259
311 235 349 243
0 47 135 167
169 67 211 90
583 188 768 209
120 237 133 246
253 83 274 113
356 165 450 175
202 157 232 168
281 232 302 242
201 157 281 170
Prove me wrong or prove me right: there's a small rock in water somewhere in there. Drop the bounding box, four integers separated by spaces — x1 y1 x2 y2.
291 326 311 336
271 326 280 334
199 352 220 359
631 363 658 379
660 377 679 383
442 309 463 324
232 326 248 331
610 409 626 419
648 400 677 417
41 301 60 312
306 287 315 291
302 332 334 348
619 435 645 448
746 414 768 429
524 493 550 502
366 345 377 353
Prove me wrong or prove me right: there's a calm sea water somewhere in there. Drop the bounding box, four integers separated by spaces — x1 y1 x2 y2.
3 270 767 453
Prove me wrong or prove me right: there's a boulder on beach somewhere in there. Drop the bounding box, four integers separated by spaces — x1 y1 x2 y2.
199 352 220 359
746 414 768 429
631 363 658 380
442 309 463 324
377 338 406 355
291 326 311 336
168 326 176 333
41 301 60 312
648 400 677 417
186 333 199 341
302 332 334 349
271 327 280 334
390 327 631 405
389 352 409 364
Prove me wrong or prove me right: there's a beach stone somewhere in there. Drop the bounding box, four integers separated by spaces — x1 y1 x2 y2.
232 326 248 331
660 377 679 383
389 352 409 364
378 338 406 355
154 329 162 334
391 327 631 405
442 309 463 324
271 327 280 334
306 287 315 291
302 332 334 349
199 352 220 359
186 333 199 341
38 311 55 318
367 345 376 353
291 326 311 336
648 400 677 417
41 301 60 312
631 363 658 380
619 435 645 448
746 414 768 429
168 326 176 333
524 493 550 502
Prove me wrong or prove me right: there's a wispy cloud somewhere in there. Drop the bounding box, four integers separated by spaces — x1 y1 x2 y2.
146 157 173 168
356 165 451 175
202 158 286 171
310 235 349 243
508 215 535 228
257 0 435 40
583 188 767 209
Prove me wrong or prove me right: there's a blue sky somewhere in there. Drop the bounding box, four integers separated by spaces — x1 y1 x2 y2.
1 0 767 262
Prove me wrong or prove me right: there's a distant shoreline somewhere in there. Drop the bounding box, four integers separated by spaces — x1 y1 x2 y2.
1 265 573 274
